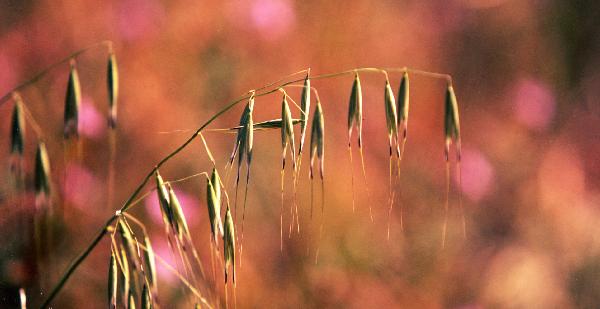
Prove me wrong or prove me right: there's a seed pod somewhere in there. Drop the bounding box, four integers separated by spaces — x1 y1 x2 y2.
107 52 119 128
34 142 51 197
141 283 151 309
207 168 224 243
223 206 235 284
10 97 25 155
119 248 130 307
281 93 295 169
64 62 81 139
347 73 363 148
167 184 190 242
444 84 461 160
109 251 118 309
143 236 157 293
397 71 409 138
155 171 173 230
299 73 310 154
384 79 398 141
310 101 325 179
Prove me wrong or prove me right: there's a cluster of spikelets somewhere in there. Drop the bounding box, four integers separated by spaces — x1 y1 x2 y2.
3 41 463 308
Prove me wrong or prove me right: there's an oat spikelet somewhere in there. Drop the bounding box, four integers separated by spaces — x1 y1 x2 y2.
34 142 52 198
298 72 310 155
444 84 461 161
223 206 236 284
167 184 191 243
107 52 119 128
397 71 410 154
443 83 464 246
347 72 363 148
109 251 118 309
143 236 157 294
155 171 173 232
384 78 399 156
64 61 81 139
119 247 130 307
309 101 325 182
11 97 25 156
281 93 296 169
207 168 224 244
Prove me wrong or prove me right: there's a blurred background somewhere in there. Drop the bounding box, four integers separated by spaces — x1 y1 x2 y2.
0 0 599 307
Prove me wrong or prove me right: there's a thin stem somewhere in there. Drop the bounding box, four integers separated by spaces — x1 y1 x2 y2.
0 40 113 107
40 215 116 308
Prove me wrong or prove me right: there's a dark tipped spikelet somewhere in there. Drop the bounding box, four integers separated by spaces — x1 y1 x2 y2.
397 71 410 139
64 62 81 139
281 93 295 169
310 101 325 179
299 73 311 154
348 73 363 148
155 171 173 230
384 79 398 155
141 283 151 309
34 142 51 197
207 168 224 244
167 184 190 243
107 52 119 128
11 97 25 155
223 206 235 284
143 236 157 293
109 251 118 309
444 84 461 161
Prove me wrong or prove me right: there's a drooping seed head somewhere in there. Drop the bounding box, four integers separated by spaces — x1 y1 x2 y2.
143 235 157 292
348 73 363 147
34 142 52 197
167 184 190 242
310 101 325 179
155 171 173 230
299 73 311 154
444 84 461 160
118 220 139 270
281 93 295 168
223 206 235 284
384 79 398 139
233 97 254 169
64 62 81 139
397 71 410 137
10 96 25 156
107 52 119 128
109 251 118 309
207 169 224 243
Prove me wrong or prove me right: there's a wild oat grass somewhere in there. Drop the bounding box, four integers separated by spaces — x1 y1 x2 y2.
1 42 463 308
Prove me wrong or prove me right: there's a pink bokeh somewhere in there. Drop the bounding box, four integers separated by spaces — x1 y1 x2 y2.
513 77 556 131
250 0 295 41
79 97 106 139
455 147 495 202
118 0 165 41
63 163 100 209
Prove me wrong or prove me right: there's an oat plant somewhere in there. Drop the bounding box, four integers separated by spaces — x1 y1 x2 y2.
0 42 464 308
